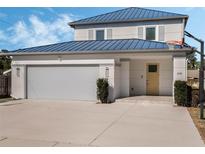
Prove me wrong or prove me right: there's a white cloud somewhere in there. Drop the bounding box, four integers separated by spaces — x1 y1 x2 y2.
4 13 76 49
0 30 6 40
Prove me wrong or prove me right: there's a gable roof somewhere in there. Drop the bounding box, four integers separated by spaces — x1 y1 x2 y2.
1 39 192 56
69 7 188 27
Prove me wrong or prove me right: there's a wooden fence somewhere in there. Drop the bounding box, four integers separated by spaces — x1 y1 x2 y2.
187 70 205 89
187 70 200 79
0 74 11 96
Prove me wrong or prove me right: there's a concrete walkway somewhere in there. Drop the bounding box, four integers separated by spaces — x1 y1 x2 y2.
0 98 204 147
115 96 173 104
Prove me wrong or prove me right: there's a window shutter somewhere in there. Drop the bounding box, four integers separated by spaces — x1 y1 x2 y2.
158 26 165 41
137 27 144 39
88 30 94 40
107 29 112 39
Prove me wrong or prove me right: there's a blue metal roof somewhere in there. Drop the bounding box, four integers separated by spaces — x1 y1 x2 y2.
69 7 188 27
6 39 191 55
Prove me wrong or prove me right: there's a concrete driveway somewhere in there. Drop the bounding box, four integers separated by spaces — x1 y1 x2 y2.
0 97 204 147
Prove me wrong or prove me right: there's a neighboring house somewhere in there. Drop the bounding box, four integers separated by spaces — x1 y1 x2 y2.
0 7 194 102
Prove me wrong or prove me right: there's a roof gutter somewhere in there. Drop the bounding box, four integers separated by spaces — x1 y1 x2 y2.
0 48 193 56
69 16 189 28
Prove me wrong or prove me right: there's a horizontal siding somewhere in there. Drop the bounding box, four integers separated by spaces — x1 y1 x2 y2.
74 22 184 42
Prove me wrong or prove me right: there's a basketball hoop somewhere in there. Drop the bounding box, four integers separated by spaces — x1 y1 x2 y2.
166 40 183 50
166 40 183 46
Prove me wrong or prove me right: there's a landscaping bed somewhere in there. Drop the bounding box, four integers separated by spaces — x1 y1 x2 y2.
0 95 10 99
0 96 12 103
188 107 205 144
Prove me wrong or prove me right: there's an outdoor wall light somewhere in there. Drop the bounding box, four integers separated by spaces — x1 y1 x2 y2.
16 67 20 77
105 67 109 78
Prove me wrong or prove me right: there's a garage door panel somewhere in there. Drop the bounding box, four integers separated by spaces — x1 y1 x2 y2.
27 66 99 100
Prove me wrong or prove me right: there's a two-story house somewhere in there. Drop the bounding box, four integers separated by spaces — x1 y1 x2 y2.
0 7 193 102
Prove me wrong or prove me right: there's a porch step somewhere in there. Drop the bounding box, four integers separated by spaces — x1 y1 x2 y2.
115 96 174 104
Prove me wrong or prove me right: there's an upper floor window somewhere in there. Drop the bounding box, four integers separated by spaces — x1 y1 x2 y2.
146 27 156 40
96 30 105 40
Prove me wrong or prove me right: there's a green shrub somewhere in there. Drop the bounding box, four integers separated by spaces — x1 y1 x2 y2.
97 78 109 103
174 80 186 106
174 80 192 107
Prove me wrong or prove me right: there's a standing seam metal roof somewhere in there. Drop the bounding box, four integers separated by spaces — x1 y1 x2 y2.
6 38 192 54
69 7 188 27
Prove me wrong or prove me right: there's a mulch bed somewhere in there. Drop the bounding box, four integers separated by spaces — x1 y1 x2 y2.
187 107 205 144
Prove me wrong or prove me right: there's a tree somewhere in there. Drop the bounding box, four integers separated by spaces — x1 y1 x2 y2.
0 56 11 74
187 52 199 70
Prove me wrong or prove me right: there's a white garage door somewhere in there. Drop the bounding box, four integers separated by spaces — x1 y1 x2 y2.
27 65 99 100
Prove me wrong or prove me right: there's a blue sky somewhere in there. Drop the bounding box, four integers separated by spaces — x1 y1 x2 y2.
0 7 205 56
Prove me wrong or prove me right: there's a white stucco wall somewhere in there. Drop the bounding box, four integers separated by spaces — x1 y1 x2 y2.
11 52 187 100
130 58 173 96
173 57 187 81
120 60 130 97
114 65 121 99
173 57 187 97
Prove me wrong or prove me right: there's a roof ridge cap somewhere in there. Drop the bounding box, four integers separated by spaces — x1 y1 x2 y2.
69 7 129 25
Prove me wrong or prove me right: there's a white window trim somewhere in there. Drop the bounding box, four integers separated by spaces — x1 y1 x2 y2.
94 28 108 40
136 25 165 41
87 28 113 40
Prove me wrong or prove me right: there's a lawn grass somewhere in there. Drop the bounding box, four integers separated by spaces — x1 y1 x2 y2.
187 107 205 144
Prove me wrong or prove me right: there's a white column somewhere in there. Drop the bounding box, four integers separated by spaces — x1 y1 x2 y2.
173 57 187 95
173 57 187 81
11 65 26 99
120 60 130 97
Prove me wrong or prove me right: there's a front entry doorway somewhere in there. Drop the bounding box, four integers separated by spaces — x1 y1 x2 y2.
146 64 159 95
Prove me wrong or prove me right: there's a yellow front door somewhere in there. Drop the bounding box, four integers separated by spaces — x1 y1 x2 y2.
146 64 159 95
